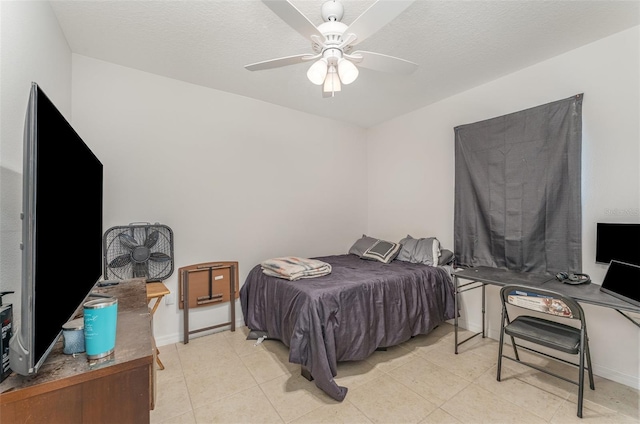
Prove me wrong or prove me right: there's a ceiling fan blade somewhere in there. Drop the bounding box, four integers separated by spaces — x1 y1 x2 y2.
263 0 323 40
351 51 418 75
245 54 314 71
345 0 415 46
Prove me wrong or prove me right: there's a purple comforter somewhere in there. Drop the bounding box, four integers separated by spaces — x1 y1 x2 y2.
240 254 456 401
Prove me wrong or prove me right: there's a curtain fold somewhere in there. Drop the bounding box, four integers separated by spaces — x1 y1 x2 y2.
454 94 583 274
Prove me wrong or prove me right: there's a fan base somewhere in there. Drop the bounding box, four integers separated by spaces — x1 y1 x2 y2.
321 0 344 22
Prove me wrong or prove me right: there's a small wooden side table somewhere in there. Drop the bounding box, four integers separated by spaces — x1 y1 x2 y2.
146 281 170 370
179 261 238 344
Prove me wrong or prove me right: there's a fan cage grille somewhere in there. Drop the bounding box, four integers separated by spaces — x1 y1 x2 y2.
103 223 174 281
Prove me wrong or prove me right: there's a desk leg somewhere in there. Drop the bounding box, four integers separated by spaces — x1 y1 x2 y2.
482 283 486 338
454 277 486 353
454 275 459 354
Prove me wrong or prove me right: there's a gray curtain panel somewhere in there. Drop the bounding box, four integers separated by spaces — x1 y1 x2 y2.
454 94 583 274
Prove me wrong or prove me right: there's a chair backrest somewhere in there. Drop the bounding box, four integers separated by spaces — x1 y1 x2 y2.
500 285 586 324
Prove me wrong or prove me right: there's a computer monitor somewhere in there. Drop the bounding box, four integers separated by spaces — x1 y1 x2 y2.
596 223 640 266
600 260 640 308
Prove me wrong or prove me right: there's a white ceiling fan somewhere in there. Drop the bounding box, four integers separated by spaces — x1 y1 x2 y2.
245 0 418 97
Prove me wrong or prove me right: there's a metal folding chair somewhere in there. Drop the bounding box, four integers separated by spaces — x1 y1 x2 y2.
497 285 595 418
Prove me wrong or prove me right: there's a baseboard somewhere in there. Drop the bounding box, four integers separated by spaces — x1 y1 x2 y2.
155 318 246 347
155 333 180 347
592 363 640 390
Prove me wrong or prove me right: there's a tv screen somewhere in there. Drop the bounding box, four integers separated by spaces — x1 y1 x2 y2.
9 83 103 375
596 223 640 266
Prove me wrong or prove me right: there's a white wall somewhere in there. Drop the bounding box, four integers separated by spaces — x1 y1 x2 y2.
367 26 640 389
71 55 368 345
0 0 72 335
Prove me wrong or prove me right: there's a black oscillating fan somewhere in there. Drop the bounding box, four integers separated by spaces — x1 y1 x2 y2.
103 222 174 281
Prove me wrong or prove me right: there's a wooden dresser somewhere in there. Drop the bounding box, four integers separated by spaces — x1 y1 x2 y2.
0 279 154 423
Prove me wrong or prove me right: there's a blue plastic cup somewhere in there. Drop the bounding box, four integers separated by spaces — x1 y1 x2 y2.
83 297 118 359
62 318 85 354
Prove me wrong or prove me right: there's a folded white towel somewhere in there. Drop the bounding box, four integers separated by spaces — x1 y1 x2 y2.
261 256 332 281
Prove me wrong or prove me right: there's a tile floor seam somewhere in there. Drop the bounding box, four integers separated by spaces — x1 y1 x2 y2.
512 373 573 401
173 347 198 421
418 354 477 384
550 397 600 423
254 383 287 424
484 379 565 423
281 400 325 424
384 370 468 408
240 383 287 424
342 399 375 424
183 359 262 414
444 383 541 424
547 398 566 423
618 409 640 422
477 365 571 422
255 370 295 387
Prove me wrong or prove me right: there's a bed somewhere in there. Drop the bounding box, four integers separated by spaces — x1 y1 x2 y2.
240 252 457 401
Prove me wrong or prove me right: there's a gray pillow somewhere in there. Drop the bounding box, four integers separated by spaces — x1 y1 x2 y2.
396 235 441 266
439 249 455 265
348 235 378 256
361 240 402 264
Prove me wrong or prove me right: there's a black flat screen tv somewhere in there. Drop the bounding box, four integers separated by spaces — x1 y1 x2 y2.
9 83 103 376
595 223 640 266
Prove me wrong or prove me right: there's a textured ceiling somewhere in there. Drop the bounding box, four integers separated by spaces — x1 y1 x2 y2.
50 0 640 128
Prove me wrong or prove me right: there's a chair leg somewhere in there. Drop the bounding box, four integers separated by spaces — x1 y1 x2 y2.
497 310 506 381
577 334 587 418
497 333 504 381
585 336 595 390
509 335 520 360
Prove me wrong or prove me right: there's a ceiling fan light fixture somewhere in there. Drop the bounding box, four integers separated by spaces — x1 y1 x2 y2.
337 58 358 84
307 58 328 85
323 65 341 93
248 0 419 98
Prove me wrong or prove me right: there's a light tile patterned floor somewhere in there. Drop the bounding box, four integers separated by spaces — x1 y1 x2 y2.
150 323 639 424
